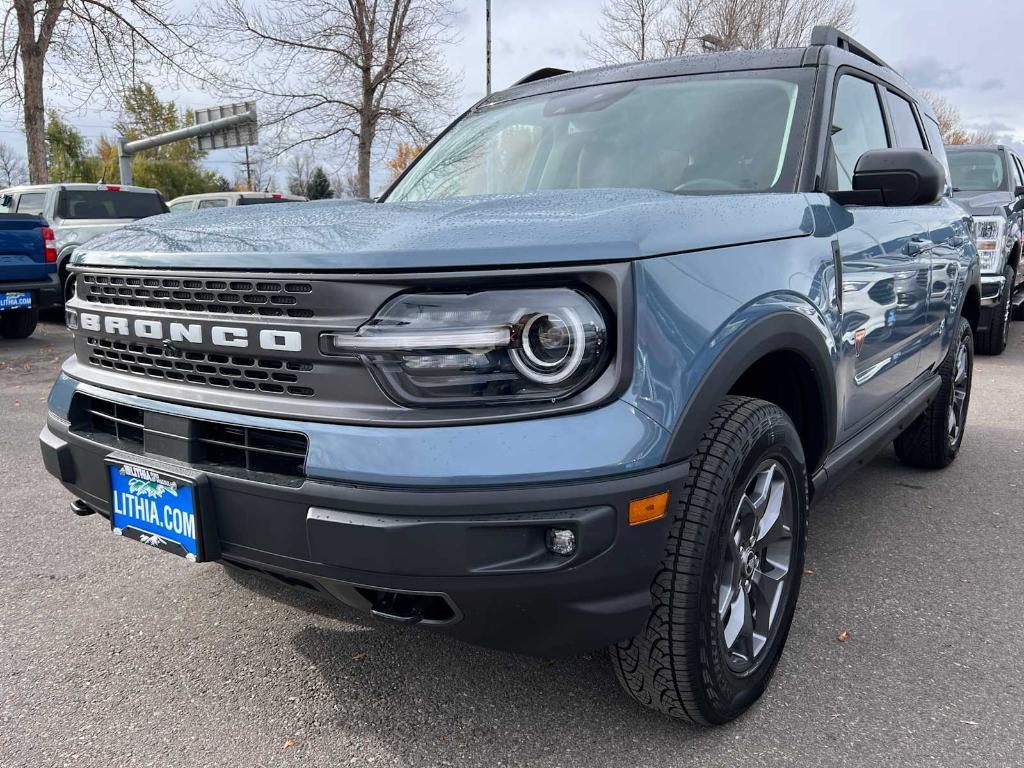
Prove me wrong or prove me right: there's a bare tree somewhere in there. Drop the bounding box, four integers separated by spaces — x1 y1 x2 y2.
583 0 668 65
0 1 200 183
0 141 28 186
205 0 459 198
584 0 855 62
285 152 313 197
921 91 998 146
332 169 362 199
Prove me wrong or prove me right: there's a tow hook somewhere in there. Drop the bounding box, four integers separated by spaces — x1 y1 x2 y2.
70 499 96 517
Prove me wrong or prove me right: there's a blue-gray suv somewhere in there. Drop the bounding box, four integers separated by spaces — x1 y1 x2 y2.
41 27 980 725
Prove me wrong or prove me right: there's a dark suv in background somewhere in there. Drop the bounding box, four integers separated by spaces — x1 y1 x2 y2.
947 144 1024 354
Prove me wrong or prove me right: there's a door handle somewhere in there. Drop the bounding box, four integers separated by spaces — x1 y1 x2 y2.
904 238 933 256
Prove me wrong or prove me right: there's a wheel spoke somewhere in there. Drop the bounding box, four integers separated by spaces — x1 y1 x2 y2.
750 568 785 634
722 589 748 651
755 477 789 548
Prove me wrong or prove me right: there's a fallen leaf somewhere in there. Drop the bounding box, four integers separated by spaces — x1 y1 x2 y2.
837 629 851 642
283 739 296 748
960 720 978 726
351 652 368 661
803 567 816 575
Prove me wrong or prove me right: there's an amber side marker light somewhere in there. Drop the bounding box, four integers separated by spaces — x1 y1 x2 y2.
629 492 670 526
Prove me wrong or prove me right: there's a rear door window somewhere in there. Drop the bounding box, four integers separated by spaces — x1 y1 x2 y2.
829 75 890 191
57 190 168 219
884 91 926 149
15 192 46 215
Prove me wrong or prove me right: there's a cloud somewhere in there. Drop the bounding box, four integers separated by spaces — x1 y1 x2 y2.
978 77 1004 92
897 57 964 91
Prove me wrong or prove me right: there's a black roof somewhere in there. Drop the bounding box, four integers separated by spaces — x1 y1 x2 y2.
489 26 928 121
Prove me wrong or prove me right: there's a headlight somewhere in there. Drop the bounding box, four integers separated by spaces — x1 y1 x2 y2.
974 216 1004 273
64 276 78 330
321 288 610 406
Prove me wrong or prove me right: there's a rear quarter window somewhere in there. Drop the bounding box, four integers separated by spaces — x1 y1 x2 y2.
15 192 47 216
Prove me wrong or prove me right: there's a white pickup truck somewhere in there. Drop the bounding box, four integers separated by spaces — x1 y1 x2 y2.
0 183 168 295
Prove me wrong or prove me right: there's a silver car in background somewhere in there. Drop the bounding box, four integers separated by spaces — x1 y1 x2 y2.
0 183 169 294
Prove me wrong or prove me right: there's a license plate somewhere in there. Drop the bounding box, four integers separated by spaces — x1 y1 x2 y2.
109 461 201 561
0 291 31 310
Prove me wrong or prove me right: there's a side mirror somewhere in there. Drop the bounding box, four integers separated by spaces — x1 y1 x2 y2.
1011 197 1024 214
0 194 11 208
832 148 945 207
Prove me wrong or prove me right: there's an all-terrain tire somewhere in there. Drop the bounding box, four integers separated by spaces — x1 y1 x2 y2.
974 265 1013 355
0 308 39 339
894 315 973 469
610 396 808 725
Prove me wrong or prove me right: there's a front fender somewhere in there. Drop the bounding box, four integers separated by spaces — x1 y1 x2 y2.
661 303 838 465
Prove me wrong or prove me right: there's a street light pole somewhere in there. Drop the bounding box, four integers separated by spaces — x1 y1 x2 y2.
486 0 492 96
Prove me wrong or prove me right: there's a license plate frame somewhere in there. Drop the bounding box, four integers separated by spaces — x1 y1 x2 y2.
106 455 214 562
0 291 32 310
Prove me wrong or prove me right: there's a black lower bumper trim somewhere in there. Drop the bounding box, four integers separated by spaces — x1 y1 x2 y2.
41 419 690 656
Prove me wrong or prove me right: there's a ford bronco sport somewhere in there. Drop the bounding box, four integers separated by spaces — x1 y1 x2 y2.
41 27 980 725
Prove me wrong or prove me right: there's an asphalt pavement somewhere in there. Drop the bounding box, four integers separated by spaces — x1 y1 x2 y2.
1 312 1022 768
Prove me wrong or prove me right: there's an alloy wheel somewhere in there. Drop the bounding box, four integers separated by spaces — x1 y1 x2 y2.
947 335 970 445
718 459 795 673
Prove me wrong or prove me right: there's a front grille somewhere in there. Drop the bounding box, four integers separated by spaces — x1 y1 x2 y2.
79 273 315 318
70 394 308 485
85 337 315 398
868 278 896 305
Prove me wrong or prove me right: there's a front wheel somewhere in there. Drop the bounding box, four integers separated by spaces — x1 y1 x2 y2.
894 315 973 469
611 396 808 725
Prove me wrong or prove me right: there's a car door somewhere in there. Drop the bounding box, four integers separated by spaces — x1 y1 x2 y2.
826 73 934 439
885 91 966 373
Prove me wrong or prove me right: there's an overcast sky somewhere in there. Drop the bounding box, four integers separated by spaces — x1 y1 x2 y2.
2 0 1022 188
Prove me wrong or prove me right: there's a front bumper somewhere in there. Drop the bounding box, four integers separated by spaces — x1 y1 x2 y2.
0 273 60 310
40 385 687 657
979 273 1006 307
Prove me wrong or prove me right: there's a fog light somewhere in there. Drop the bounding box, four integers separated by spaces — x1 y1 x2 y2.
65 307 78 331
546 528 576 556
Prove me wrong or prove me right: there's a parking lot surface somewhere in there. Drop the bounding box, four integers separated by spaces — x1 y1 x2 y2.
2 313 1022 768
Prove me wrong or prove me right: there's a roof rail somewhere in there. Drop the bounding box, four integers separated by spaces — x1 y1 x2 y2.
513 67 572 86
809 26 890 70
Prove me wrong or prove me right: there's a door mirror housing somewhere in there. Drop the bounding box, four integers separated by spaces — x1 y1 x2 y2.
831 149 945 207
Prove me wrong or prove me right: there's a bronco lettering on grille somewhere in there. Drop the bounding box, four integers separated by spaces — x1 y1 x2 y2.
78 311 302 352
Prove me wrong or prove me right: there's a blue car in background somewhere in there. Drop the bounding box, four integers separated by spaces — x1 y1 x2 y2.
0 212 59 339
41 27 979 724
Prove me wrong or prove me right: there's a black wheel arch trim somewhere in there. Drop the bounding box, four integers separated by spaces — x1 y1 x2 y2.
663 311 838 471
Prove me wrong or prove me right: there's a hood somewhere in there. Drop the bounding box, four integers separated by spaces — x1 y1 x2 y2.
952 190 1010 218
72 189 815 271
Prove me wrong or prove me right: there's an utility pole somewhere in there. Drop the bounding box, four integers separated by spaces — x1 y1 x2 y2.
486 0 492 96
243 145 253 191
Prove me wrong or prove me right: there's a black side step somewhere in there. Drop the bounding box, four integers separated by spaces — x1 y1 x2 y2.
811 374 941 503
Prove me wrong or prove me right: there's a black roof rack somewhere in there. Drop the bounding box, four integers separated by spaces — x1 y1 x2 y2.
809 26 890 70
514 67 573 86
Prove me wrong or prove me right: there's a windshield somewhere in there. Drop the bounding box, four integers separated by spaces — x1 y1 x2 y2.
948 150 1006 192
57 190 168 220
387 70 809 202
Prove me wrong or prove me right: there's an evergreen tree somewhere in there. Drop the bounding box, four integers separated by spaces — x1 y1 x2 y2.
305 166 334 200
